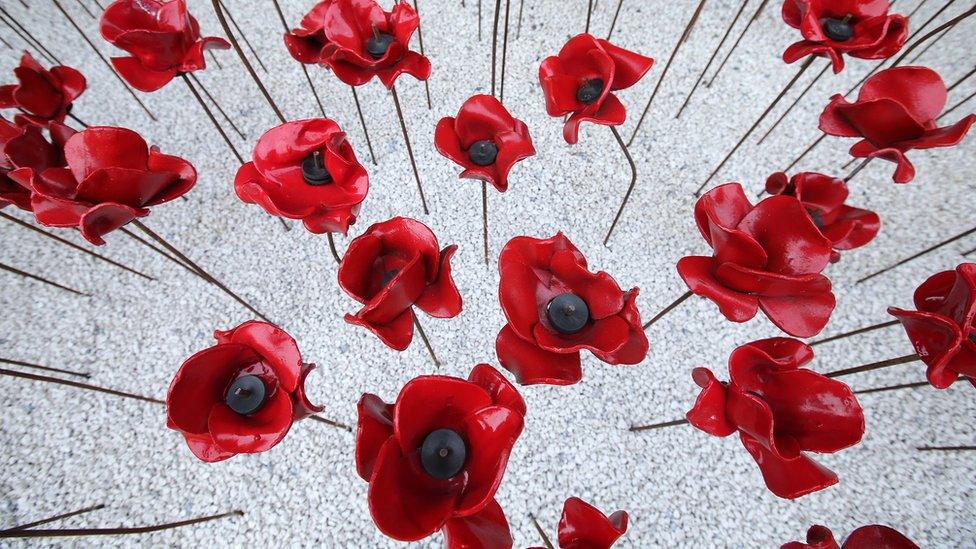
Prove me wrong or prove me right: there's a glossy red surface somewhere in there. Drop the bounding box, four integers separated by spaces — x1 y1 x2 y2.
434 94 535 193
677 183 836 338
0 115 57 211
99 0 229 92
235 118 368 235
554 497 628 549
888 263 976 389
10 125 195 245
338 216 461 350
819 66 976 183
165 321 323 463
765 171 880 262
284 0 431 89
782 524 918 549
355 364 523 543
539 34 653 144
0 52 86 128
686 338 865 499
494 233 648 386
781 0 908 73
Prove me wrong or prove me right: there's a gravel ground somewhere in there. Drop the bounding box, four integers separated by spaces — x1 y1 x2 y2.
1 0 974 547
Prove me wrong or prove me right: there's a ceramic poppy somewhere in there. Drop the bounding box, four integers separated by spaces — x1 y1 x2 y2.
819 66 976 183
529 497 628 549
99 0 230 92
356 363 523 543
166 321 322 463
235 118 368 235
339 217 461 351
12 124 195 245
286 0 431 89
686 338 864 499
495 232 648 386
539 33 654 144
434 95 535 193
765 171 880 262
781 0 908 73
677 183 836 338
782 524 918 549
0 51 86 128
888 263 976 389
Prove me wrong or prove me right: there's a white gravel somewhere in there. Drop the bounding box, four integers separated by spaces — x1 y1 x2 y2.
1 0 975 547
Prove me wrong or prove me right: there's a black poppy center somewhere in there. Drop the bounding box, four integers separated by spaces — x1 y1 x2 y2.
807 208 825 229
822 15 854 41
381 269 400 287
225 375 266 415
420 428 466 480
576 79 605 104
366 32 395 59
468 140 498 166
968 333 976 346
547 293 589 334
302 151 332 186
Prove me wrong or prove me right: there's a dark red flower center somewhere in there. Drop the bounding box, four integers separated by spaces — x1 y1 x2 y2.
547 293 589 334
302 151 332 186
224 375 266 415
468 140 498 166
420 428 466 480
807 208 825 230
576 79 605 104
968 333 976 346
366 27 395 59
381 269 399 287
822 15 854 42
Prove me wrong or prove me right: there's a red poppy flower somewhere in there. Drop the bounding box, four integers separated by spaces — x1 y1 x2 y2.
495 233 648 386
888 263 976 389
14 124 195 245
782 524 918 549
539 33 654 144
99 0 230 92
765 171 880 262
686 338 865 499
677 183 836 338
819 66 976 183
339 217 461 350
286 0 431 89
235 119 368 235
781 0 908 73
166 321 323 463
434 94 535 193
0 51 86 128
528 497 628 549
0 115 51 211
356 363 524 543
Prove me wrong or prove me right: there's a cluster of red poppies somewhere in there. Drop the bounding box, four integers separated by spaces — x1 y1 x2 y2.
3 0 974 546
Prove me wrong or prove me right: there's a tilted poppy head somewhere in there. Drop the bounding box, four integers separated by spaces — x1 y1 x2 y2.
355 364 524 543
686 338 864 499
339 217 461 351
235 118 368 235
782 524 918 549
539 33 653 144
100 0 230 92
166 321 324 463
495 232 648 386
819 65 976 183
553 497 628 549
677 182 836 338
888 263 976 389
310 0 431 88
781 0 908 73
434 94 536 193
18 125 196 245
765 171 880 262
0 51 86 128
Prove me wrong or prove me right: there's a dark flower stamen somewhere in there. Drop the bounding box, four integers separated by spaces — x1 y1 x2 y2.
468 140 498 166
420 428 466 480
822 14 854 42
302 151 332 186
366 24 395 59
576 79 605 104
547 293 590 334
225 375 266 415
